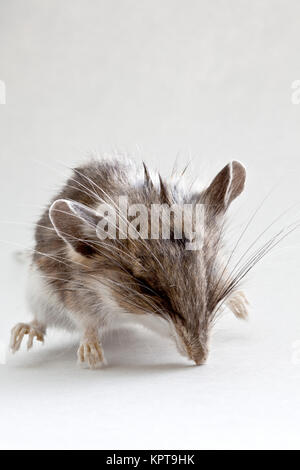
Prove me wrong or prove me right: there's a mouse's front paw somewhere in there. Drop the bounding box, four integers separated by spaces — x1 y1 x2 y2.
77 341 106 369
10 322 45 353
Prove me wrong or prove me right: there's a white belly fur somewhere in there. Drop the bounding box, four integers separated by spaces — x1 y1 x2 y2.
26 265 76 331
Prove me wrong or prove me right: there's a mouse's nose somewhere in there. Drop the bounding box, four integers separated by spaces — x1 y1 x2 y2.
194 357 206 366
192 345 208 366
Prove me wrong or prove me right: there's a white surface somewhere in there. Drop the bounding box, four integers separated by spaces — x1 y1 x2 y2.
0 0 300 450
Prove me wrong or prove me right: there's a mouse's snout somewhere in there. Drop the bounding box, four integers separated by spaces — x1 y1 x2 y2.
173 323 209 365
193 355 207 366
188 335 209 366
192 347 208 366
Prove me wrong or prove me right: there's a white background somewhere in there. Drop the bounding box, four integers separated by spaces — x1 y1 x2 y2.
0 0 300 450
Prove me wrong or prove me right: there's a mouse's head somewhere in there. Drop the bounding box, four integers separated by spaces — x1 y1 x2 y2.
49 160 247 365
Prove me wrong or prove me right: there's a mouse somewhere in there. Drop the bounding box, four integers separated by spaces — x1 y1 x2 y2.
10 156 249 368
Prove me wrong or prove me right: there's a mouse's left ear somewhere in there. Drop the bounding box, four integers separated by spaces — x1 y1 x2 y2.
203 161 246 214
49 199 102 255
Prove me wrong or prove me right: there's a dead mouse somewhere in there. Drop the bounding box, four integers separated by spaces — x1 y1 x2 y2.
10 156 249 368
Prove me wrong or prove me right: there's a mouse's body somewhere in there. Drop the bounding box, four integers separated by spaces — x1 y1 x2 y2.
10 156 248 368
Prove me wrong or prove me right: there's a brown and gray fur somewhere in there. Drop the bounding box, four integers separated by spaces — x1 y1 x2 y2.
10 156 248 368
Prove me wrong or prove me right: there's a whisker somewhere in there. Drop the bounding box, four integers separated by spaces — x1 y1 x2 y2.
212 186 277 297
214 207 300 303
218 220 300 302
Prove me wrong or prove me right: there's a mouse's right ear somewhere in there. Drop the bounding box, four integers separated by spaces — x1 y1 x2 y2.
203 161 246 214
49 199 101 256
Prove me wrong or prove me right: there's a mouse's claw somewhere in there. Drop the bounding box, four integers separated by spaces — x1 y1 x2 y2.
10 322 45 353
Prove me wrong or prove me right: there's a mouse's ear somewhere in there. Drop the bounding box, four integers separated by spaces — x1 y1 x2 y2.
203 161 246 214
49 199 101 256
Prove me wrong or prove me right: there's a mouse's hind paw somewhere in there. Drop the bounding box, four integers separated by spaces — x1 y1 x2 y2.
10 322 45 353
